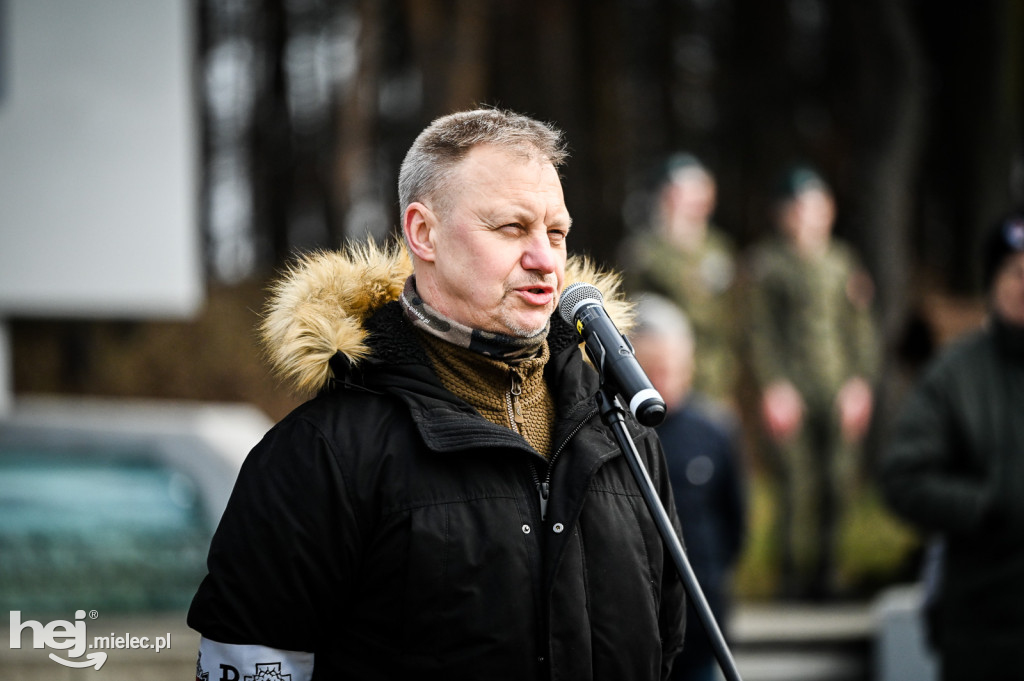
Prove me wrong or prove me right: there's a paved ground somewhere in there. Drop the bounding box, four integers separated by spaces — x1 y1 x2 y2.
712 588 939 681
720 601 874 681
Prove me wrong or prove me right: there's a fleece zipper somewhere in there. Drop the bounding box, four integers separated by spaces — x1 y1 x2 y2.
506 368 525 432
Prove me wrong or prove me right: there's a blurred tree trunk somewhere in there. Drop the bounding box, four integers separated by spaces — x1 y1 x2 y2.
912 0 1023 293
335 0 384 242
962 0 1023 285
404 0 489 113
248 0 293 266
840 0 927 458
578 0 641 266
843 0 926 344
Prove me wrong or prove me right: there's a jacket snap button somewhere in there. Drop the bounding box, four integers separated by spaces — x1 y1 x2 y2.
522 524 531 534
552 523 565 533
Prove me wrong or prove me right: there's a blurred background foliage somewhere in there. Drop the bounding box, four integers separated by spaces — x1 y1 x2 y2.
12 0 1024 599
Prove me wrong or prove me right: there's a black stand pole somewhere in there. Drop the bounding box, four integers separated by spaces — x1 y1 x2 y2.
596 389 744 681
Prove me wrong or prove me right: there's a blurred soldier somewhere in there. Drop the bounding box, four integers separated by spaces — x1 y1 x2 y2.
631 293 747 681
624 153 739 406
881 212 1024 681
745 166 879 600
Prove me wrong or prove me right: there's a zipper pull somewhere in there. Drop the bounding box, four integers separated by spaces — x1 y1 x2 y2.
510 371 525 425
538 481 550 521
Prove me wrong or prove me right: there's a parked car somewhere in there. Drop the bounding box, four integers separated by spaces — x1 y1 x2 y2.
0 397 271 680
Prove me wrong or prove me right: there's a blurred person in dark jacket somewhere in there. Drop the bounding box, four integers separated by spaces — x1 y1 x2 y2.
745 166 880 600
631 293 747 681
187 108 687 681
880 211 1024 681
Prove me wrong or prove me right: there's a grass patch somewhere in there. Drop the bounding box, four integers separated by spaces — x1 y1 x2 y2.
732 470 922 601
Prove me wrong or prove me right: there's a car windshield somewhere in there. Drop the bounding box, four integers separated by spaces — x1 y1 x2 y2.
0 446 211 616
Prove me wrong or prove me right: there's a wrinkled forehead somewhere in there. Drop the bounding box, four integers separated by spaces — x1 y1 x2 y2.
431 143 558 207
450 144 565 198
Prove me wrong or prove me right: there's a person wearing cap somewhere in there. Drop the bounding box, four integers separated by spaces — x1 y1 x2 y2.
622 153 740 408
879 211 1024 681
630 293 747 681
745 165 880 600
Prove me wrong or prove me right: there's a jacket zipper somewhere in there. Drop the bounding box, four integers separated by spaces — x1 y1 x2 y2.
530 408 598 521
506 369 525 431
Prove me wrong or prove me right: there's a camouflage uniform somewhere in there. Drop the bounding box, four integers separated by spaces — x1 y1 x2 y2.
625 228 739 404
746 235 879 598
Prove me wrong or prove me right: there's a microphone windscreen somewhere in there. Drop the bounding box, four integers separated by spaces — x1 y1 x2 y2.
558 282 603 326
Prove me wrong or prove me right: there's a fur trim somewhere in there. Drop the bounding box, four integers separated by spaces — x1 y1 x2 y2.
563 255 635 335
260 240 412 395
261 239 632 395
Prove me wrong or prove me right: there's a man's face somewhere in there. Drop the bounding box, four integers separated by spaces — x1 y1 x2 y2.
414 144 571 337
663 170 716 225
631 333 693 411
992 251 1024 326
779 188 834 255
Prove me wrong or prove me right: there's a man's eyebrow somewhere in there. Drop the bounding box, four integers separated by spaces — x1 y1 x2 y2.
550 215 573 231
489 205 536 225
490 205 572 231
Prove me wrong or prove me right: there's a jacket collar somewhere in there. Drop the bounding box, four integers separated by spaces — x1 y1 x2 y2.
349 299 604 458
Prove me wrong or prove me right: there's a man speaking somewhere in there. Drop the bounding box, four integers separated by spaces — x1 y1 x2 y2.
188 108 687 680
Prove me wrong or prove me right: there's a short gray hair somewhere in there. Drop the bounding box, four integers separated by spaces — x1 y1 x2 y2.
630 292 694 348
398 108 568 216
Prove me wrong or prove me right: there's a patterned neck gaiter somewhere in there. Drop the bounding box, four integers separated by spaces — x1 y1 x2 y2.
399 275 549 362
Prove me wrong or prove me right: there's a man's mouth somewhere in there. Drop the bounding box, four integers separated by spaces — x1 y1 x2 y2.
516 285 555 305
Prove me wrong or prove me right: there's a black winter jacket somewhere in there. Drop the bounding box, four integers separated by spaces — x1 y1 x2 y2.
880 316 1024 675
188 246 687 681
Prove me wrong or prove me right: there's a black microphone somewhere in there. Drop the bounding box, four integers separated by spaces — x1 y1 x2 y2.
559 282 666 426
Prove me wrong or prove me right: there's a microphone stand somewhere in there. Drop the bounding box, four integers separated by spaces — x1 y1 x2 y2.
595 388 744 681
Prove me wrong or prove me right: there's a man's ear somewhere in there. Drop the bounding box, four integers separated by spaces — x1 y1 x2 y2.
403 202 437 263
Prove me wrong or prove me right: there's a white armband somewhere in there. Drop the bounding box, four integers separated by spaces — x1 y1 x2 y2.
196 637 315 681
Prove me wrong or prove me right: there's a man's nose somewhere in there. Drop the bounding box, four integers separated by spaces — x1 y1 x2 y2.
521 233 558 273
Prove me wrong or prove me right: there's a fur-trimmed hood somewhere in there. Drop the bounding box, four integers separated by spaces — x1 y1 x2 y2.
260 240 633 395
